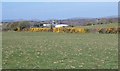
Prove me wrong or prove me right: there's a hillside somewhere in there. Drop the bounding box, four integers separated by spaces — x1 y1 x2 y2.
2 17 118 26
76 23 118 29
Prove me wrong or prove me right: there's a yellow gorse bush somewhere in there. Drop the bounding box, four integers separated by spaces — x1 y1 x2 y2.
29 27 86 33
29 28 51 32
27 27 120 34
16 27 20 31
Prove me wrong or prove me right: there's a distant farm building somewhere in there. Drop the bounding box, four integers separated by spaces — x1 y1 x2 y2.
39 20 69 28
55 24 69 28
43 23 51 27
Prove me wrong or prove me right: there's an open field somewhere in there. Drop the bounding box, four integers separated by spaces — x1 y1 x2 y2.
77 23 118 29
2 32 118 69
0 32 2 69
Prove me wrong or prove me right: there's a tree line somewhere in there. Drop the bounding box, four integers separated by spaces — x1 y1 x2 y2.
2 21 31 31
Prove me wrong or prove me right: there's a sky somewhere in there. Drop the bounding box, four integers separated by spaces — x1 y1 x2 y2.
1 0 119 2
2 2 118 21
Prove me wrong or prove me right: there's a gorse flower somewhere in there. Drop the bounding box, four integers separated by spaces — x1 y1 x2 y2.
29 27 119 34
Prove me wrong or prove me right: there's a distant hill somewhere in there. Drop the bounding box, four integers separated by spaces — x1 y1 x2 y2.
2 16 118 26
2 20 15 22
59 17 118 26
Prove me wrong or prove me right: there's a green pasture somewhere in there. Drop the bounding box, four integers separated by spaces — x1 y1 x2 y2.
77 23 118 29
2 32 118 69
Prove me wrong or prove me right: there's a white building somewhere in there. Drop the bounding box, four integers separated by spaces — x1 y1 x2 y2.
43 24 51 27
42 20 69 28
52 20 69 28
55 24 69 28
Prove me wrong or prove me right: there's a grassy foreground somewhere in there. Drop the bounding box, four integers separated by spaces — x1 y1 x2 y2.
0 32 2 69
2 32 118 69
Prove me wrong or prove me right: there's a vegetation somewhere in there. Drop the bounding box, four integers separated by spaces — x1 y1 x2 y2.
2 21 31 31
2 32 118 69
27 23 119 34
0 32 2 69
2 17 118 31
77 23 118 29
2 20 118 69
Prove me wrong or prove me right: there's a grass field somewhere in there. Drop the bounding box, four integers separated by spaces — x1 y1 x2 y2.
2 32 118 69
77 23 118 29
0 32 2 69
